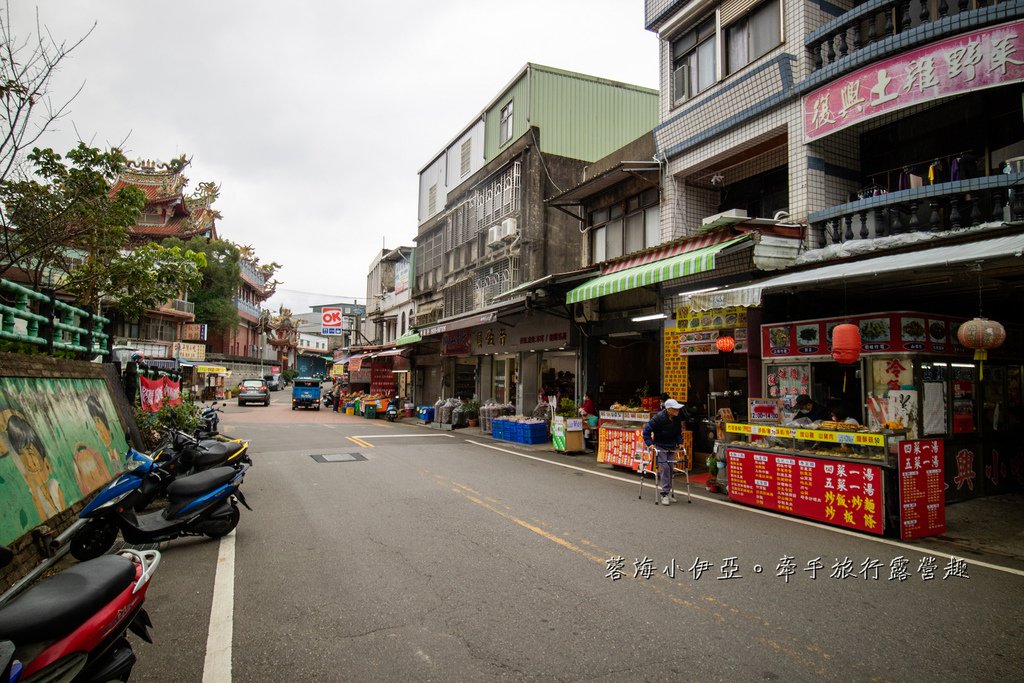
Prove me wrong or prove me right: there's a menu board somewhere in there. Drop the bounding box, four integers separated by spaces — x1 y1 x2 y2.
898 439 946 540
762 312 965 358
727 447 885 535
765 364 809 406
676 305 747 332
598 426 692 470
662 328 689 401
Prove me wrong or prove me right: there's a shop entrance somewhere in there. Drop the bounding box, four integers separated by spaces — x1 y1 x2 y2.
492 356 517 404
540 352 577 403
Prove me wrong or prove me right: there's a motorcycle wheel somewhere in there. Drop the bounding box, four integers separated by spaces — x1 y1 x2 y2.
203 504 240 539
70 520 118 561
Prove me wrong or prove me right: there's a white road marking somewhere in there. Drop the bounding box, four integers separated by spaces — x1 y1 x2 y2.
466 440 1024 578
203 532 236 682
356 434 454 439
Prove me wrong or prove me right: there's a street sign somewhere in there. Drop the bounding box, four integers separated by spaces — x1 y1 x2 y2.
321 307 344 335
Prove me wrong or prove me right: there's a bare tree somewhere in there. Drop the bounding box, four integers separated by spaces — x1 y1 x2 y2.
0 1 93 264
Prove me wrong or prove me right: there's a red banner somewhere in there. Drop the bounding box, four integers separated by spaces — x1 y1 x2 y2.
139 376 181 411
898 439 946 540
727 447 885 535
139 376 165 412
163 376 181 407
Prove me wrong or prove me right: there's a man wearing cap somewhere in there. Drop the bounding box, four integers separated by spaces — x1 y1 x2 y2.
642 398 686 505
794 394 829 422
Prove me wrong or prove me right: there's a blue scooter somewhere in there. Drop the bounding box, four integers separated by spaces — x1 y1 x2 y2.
70 448 251 561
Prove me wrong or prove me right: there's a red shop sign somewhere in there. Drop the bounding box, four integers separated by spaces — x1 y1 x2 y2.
898 439 946 540
762 312 965 359
727 447 885 535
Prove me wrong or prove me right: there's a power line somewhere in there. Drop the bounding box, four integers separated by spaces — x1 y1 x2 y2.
272 287 366 301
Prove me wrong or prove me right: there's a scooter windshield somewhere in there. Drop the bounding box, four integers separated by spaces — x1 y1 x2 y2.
124 448 156 475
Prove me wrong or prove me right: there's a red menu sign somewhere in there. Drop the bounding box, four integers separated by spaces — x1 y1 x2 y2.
727 447 885 535
898 439 946 540
762 311 965 358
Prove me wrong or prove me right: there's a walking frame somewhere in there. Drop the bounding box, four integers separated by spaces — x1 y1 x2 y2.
635 444 691 504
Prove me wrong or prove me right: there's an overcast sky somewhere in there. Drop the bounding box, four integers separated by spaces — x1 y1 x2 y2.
10 1 659 315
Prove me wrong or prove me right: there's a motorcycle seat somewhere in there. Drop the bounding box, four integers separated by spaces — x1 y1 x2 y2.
192 442 245 469
166 466 239 499
0 555 135 644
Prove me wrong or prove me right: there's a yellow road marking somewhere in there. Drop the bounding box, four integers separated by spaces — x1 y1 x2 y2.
346 436 373 448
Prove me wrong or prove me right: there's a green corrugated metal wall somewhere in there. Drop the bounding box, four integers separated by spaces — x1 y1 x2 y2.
483 64 658 162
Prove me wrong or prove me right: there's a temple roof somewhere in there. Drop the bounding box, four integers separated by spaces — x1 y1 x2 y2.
113 156 219 242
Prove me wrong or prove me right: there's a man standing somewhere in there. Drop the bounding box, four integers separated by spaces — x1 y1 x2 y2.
642 398 685 506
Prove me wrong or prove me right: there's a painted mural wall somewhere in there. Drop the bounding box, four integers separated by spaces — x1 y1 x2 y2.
0 376 128 546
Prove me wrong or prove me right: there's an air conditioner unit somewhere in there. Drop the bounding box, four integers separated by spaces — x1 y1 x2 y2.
574 299 599 322
487 224 504 249
500 217 518 241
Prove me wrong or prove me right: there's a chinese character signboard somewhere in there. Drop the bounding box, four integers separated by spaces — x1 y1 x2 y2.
898 439 945 540
804 19 1024 141
181 323 207 341
727 447 885 535
662 328 689 402
321 307 344 335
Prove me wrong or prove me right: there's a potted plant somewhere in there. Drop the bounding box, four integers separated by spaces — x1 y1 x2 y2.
463 400 481 428
705 454 720 493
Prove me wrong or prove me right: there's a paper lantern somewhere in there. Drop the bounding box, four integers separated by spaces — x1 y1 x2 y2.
956 317 1006 351
831 323 861 364
715 336 735 353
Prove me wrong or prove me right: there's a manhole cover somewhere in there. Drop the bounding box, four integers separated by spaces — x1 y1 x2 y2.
311 453 367 463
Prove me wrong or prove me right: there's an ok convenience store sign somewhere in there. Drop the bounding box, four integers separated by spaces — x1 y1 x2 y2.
804 19 1024 141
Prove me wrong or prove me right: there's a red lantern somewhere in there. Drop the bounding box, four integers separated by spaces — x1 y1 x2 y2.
715 336 735 353
831 323 861 364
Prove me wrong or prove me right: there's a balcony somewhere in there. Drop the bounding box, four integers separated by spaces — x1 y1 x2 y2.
235 298 261 322
805 1 1020 80
809 172 1024 246
155 298 195 319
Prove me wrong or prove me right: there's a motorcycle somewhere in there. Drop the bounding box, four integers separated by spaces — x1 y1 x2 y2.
196 401 223 438
134 428 250 511
70 447 251 562
385 397 401 422
0 545 159 682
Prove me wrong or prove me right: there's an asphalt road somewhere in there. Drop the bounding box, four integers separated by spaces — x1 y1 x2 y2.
130 395 1024 682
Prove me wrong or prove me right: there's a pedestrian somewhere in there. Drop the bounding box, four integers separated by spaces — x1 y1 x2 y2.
642 398 685 506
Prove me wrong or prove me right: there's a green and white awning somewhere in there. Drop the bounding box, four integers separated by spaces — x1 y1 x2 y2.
565 236 750 304
395 332 422 346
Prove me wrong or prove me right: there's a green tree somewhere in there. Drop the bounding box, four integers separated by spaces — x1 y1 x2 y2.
86 242 206 320
163 236 242 334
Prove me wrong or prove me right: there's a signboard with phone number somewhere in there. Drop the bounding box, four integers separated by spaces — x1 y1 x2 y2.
762 312 966 358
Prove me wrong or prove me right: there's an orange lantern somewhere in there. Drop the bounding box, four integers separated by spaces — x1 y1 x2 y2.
957 317 1005 378
715 335 736 353
831 323 861 364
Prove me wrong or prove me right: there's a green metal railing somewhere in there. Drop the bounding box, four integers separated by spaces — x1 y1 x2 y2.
0 279 111 358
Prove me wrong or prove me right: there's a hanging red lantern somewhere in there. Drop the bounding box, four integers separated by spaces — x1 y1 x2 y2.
715 335 735 353
831 323 861 364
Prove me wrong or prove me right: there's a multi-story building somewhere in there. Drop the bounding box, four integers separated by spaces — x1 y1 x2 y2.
643 0 1024 501
365 246 415 346
411 63 659 407
112 157 277 380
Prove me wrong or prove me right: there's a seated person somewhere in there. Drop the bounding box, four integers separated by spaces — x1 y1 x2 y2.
831 403 860 425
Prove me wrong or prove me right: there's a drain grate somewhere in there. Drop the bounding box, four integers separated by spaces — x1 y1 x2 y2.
311 452 366 463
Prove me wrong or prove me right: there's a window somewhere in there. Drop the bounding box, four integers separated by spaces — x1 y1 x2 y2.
671 15 717 105
499 101 514 144
587 188 661 265
726 0 781 75
428 184 437 215
460 139 472 177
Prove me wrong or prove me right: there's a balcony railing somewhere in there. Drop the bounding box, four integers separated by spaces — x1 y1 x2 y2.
809 172 1024 246
235 298 261 318
163 298 194 314
805 0 1018 75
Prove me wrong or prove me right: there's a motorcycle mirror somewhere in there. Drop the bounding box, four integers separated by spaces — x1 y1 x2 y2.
0 546 13 569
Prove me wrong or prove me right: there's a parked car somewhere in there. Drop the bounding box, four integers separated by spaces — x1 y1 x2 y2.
264 373 283 391
238 378 271 406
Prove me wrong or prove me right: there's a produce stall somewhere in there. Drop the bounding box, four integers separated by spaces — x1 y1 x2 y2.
724 421 906 535
598 409 692 470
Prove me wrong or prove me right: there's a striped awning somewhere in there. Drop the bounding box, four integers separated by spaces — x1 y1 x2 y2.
601 230 740 275
565 235 750 304
395 332 422 346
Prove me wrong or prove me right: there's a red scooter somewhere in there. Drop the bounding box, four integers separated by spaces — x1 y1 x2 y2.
0 546 159 682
